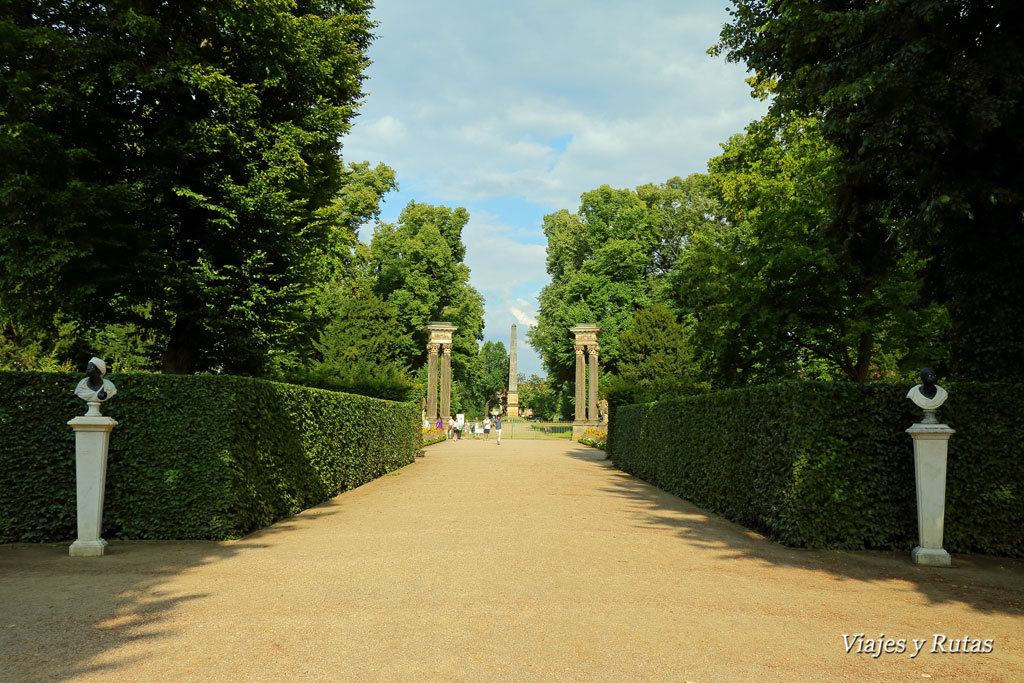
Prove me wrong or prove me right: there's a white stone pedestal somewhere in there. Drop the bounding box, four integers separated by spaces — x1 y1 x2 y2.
67 415 117 557
906 422 955 567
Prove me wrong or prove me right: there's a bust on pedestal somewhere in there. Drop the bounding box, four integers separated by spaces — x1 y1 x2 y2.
68 357 118 557
905 367 954 567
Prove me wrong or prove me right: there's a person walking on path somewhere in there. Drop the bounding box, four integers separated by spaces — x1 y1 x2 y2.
495 415 502 445
483 416 491 441
473 417 481 439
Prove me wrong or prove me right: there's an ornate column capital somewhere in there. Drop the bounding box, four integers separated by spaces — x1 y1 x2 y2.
587 343 600 354
575 344 586 356
442 344 452 356
427 342 441 354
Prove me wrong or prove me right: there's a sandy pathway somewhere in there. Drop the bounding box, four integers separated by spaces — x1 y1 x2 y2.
2 438 1022 681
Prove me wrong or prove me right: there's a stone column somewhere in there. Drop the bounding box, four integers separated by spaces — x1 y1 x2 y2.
587 343 599 421
574 344 586 422
67 414 117 557
425 322 457 422
426 342 440 421
440 344 452 421
570 324 602 443
507 324 519 417
907 423 955 567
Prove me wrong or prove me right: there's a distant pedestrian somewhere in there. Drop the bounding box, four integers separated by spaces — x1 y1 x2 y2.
473 417 481 439
448 416 456 440
483 416 491 440
436 417 442 431
495 415 502 445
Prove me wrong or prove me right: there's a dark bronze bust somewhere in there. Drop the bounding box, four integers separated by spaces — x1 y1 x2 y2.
906 366 948 421
918 367 938 400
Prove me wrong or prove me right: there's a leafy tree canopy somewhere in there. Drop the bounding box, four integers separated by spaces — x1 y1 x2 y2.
474 340 508 414
671 114 947 386
715 0 1024 380
517 374 560 420
528 177 718 391
0 0 378 375
368 201 485 384
610 303 704 403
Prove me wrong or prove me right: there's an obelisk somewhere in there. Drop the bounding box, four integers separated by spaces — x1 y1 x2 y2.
507 324 519 417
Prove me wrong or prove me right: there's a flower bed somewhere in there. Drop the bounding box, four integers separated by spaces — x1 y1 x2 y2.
421 427 446 446
578 427 607 450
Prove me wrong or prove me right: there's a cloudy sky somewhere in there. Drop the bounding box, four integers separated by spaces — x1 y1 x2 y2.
342 1 768 377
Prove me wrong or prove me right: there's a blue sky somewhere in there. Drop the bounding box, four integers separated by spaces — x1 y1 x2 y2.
343 1 769 377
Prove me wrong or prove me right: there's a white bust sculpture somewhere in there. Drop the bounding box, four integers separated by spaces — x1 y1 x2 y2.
907 367 947 422
74 357 117 415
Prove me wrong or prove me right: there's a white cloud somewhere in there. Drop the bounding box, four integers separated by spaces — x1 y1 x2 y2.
342 0 769 377
355 114 408 146
509 306 538 328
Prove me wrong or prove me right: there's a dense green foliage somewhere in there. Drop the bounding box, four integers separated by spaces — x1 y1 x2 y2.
529 176 716 411
296 275 417 401
715 0 1024 381
534 112 950 399
609 383 1023 557
368 201 486 387
671 115 945 387
518 374 561 420
0 371 419 542
0 1 380 375
473 341 508 414
608 303 702 403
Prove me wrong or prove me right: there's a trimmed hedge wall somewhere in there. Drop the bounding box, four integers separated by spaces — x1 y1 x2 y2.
608 382 1024 557
0 372 421 542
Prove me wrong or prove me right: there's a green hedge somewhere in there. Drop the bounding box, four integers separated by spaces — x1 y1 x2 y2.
0 372 420 542
608 382 1024 557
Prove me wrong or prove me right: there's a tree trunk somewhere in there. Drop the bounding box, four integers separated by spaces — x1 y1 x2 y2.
850 331 873 383
161 317 199 374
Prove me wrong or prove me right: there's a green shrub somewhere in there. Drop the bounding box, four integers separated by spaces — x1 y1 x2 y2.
0 371 420 542
608 382 1024 557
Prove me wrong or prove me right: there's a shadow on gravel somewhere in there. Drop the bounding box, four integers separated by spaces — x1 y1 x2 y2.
560 443 613 463
0 495 348 681
591 462 1024 618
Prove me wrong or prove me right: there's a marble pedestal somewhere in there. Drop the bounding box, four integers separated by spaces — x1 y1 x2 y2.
67 415 117 557
906 422 955 567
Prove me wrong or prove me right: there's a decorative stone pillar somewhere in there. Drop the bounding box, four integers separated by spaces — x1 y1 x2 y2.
426 342 440 422
424 322 457 422
570 324 601 443
907 424 955 566
67 415 117 557
440 344 452 421
574 344 586 422
905 368 953 567
587 343 599 422
507 324 519 417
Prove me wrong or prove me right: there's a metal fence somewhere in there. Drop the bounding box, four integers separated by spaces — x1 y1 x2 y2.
461 419 573 440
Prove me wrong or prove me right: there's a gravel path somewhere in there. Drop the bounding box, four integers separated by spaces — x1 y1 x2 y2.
2 438 1022 682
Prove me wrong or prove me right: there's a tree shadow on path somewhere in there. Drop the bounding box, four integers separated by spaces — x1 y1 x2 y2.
0 495 349 682
569 451 1024 618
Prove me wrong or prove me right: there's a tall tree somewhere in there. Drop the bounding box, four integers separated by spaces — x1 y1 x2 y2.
0 0 377 374
474 341 509 413
517 374 559 420
368 201 485 383
715 0 1024 380
529 177 717 390
671 115 945 386
610 303 703 402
